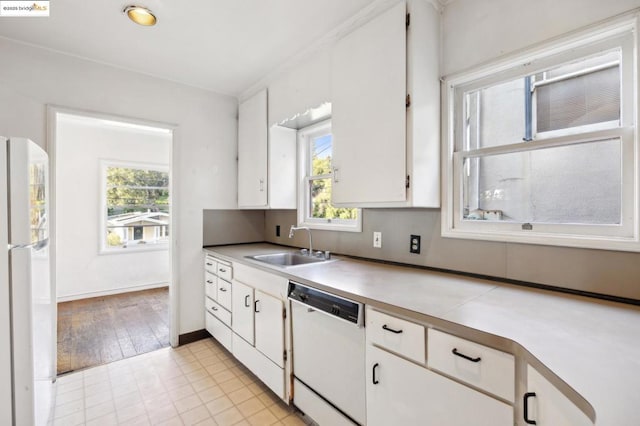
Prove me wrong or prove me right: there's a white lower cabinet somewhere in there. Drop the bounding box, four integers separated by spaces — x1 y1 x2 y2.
231 280 255 345
525 366 593 426
254 290 285 368
231 276 286 399
366 345 512 426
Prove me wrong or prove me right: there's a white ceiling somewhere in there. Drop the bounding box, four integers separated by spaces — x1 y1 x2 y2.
0 0 374 97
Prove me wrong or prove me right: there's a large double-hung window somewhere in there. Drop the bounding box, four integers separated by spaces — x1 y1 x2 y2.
443 15 639 251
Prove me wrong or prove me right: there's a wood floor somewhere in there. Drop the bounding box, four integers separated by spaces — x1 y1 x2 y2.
57 287 170 375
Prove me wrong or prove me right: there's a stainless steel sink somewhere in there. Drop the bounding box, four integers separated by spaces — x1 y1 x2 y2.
246 252 332 267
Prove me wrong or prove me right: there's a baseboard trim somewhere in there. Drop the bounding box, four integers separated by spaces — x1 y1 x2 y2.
178 329 211 346
57 282 169 302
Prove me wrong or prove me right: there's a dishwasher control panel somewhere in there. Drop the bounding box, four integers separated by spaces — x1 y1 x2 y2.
288 281 363 326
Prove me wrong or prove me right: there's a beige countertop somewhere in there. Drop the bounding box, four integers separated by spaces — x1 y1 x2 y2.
204 243 640 426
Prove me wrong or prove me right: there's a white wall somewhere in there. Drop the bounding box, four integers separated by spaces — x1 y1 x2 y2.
441 0 640 76
55 115 170 300
0 37 238 335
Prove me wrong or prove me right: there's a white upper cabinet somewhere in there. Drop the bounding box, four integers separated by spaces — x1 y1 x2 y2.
331 1 407 204
330 0 440 207
238 89 268 208
237 89 296 209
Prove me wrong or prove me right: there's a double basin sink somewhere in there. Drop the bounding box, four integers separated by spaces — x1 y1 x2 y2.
246 252 334 268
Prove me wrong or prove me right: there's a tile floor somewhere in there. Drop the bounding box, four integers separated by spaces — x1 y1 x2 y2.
50 338 313 426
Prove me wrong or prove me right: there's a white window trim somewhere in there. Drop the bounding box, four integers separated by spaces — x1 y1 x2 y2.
297 119 362 232
99 159 170 254
442 13 640 252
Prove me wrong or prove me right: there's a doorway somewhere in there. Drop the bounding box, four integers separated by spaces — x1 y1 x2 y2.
49 108 176 375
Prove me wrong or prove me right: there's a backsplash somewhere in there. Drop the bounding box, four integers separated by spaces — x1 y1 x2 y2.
203 208 640 302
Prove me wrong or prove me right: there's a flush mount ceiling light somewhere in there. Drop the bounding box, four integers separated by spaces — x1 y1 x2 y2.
123 5 157 26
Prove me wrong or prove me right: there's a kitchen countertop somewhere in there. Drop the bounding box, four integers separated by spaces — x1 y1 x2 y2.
204 243 640 425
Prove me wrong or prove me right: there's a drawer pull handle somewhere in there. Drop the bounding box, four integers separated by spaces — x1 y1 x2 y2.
206 262 213 266
254 300 261 313
382 324 403 334
206 280 213 284
523 392 537 425
219 287 227 292
244 295 250 308
211 306 218 312
452 348 481 363
372 363 380 385
219 268 227 273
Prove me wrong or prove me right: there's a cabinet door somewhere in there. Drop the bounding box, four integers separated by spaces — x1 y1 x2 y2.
238 89 268 208
254 290 284 368
331 2 407 204
232 280 254 345
267 125 296 209
366 345 512 426
525 366 593 426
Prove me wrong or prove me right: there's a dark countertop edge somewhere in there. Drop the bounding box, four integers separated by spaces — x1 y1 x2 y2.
203 243 640 308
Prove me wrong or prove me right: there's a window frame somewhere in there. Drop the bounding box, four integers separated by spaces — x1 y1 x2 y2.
297 119 362 232
442 14 640 251
99 159 170 254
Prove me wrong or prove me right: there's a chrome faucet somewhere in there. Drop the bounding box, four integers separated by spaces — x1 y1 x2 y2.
289 225 313 255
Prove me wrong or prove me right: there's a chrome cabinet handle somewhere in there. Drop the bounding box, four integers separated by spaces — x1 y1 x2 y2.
244 295 250 308
206 280 213 284
333 167 340 182
210 306 218 312
218 268 226 273
219 287 227 292
206 262 213 266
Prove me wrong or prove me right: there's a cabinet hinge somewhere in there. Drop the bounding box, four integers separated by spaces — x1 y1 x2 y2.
283 350 287 362
406 175 411 189
406 93 411 108
406 13 410 28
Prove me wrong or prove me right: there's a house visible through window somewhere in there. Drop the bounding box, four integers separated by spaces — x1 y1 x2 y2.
298 120 361 232
103 162 170 250
443 17 638 251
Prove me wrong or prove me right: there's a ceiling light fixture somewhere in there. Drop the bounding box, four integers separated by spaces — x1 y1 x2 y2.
123 5 157 26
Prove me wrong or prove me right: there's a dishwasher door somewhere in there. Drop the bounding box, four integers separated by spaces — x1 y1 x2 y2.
291 299 366 425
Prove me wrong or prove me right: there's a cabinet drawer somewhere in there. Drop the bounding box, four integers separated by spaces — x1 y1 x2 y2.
366 308 425 364
216 261 233 281
205 297 231 328
427 329 515 402
204 256 217 274
217 279 232 311
205 272 217 300
206 311 232 353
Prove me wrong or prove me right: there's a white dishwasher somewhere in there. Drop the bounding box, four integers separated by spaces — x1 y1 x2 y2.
288 281 365 426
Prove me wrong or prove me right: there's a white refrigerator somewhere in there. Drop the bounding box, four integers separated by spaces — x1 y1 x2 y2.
1 137 55 426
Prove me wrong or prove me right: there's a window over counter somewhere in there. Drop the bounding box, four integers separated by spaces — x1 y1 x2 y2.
442 14 639 251
297 120 361 232
100 160 170 252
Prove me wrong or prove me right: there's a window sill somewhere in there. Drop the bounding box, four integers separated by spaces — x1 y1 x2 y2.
99 242 170 255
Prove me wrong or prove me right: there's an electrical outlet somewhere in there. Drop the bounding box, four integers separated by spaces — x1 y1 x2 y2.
373 231 382 248
410 235 421 254
276 225 280 237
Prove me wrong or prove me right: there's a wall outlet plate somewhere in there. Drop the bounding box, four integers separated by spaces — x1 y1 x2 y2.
276 225 280 237
410 234 421 254
373 231 382 248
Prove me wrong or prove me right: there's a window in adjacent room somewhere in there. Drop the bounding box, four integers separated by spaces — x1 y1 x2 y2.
297 120 361 232
442 15 638 251
101 161 170 251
